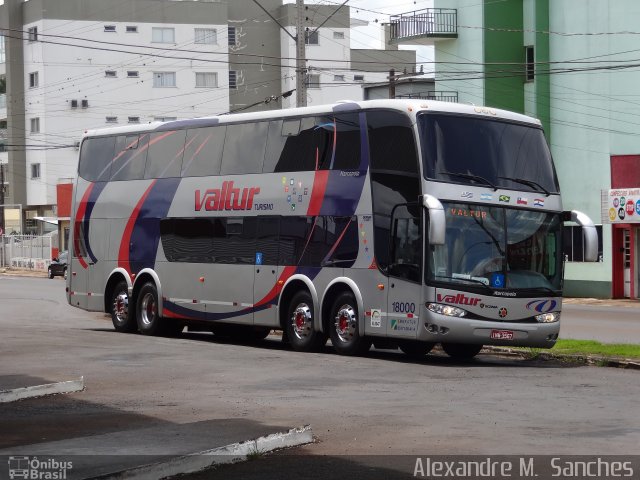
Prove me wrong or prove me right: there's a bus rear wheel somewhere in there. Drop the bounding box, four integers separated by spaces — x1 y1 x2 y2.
329 292 371 356
285 291 326 352
110 280 136 333
398 341 435 359
136 282 182 336
441 343 483 359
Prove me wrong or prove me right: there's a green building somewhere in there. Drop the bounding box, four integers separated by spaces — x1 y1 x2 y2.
389 0 640 299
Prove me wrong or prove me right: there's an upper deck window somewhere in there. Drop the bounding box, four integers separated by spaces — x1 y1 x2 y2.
419 113 559 194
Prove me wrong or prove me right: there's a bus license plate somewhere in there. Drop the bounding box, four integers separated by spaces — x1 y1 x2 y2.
491 330 514 340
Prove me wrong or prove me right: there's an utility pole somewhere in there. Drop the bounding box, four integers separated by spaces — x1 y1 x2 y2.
388 68 396 99
295 0 307 107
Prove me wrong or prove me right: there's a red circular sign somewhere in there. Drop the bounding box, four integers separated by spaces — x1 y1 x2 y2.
626 200 635 216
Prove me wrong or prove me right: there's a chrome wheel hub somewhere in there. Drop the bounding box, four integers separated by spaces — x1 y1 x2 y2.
113 292 128 323
291 303 312 340
140 292 157 326
334 305 357 343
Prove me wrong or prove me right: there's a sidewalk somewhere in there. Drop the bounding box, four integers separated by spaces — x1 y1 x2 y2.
0 267 48 278
563 297 640 308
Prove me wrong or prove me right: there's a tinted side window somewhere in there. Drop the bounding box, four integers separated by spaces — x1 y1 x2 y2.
111 134 150 181
317 113 361 171
269 117 318 173
279 216 312 265
299 216 358 267
213 217 256 264
368 111 421 270
221 122 268 175
182 126 226 177
368 111 418 174
161 218 213 262
145 130 187 179
78 136 116 182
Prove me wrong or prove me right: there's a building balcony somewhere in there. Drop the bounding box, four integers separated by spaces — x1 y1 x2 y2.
388 8 458 46
396 91 458 103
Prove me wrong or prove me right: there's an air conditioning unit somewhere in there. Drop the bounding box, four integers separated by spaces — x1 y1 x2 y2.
70 99 78 108
81 99 89 108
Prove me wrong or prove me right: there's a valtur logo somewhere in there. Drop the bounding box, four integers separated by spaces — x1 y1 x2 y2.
526 299 558 313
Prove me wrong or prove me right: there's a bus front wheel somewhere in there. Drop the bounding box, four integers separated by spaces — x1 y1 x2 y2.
329 292 371 356
110 280 136 333
398 341 435 359
285 291 326 352
441 343 483 359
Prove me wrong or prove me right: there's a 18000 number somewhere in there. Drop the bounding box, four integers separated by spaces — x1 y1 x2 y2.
391 302 416 313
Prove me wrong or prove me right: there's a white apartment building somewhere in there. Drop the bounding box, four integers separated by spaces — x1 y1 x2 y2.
0 0 416 234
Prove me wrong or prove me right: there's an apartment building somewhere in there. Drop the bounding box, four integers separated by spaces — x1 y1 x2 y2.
0 0 416 238
389 0 640 299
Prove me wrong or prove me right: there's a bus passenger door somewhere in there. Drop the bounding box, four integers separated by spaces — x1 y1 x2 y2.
86 218 109 311
386 204 423 340
69 220 88 310
253 218 280 327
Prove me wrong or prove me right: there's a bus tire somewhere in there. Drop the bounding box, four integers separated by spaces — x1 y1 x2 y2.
136 282 164 336
286 291 325 352
329 292 371 356
398 341 435 359
110 280 136 333
442 343 483 359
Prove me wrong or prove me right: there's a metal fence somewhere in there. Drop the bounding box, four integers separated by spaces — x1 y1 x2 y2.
396 91 459 103
389 8 458 41
0 234 55 270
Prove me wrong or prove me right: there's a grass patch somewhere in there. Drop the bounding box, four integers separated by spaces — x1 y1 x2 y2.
550 339 640 359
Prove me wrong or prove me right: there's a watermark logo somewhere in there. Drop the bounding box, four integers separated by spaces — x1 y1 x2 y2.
8 456 73 479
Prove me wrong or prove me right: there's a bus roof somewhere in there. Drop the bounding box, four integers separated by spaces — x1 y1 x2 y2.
82 99 542 138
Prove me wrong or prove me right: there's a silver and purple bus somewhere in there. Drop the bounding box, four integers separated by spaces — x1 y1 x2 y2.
68 99 598 359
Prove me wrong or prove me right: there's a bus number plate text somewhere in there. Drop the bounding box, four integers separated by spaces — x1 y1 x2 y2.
490 330 514 340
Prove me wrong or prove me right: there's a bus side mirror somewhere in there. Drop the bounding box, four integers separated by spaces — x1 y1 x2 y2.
423 194 445 245
564 210 598 262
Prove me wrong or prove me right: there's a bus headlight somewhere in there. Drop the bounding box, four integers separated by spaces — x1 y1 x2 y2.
427 303 467 317
535 312 560 323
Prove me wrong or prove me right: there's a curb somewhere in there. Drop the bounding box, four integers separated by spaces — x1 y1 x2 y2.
485 347 640 370
93 425 314 480
0 377 85 403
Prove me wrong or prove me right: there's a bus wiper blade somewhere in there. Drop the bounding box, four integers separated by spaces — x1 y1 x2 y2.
433 275 492 290
498 176 551 196
437 171 498 191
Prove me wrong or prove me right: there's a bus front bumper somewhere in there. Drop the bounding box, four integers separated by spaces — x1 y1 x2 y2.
418 314 560 348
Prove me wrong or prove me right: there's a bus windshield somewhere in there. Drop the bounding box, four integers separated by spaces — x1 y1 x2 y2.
428 203 563 293
419 113 559 194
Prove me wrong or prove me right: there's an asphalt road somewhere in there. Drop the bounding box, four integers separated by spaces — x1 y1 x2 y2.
1 276 639 479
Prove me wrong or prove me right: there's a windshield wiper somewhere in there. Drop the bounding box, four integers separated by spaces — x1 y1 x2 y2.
433 275 493 291
438 171 498 191
497 176 551 196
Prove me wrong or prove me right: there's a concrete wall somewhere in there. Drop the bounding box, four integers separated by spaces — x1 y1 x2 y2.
433 0 485 105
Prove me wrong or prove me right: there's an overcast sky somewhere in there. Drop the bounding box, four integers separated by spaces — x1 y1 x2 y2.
283 0 435 68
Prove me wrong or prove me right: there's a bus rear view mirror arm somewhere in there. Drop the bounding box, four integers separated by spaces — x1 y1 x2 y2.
423 194 446 246
563 210 598 262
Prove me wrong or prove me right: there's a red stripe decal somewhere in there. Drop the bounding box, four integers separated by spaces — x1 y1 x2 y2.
307 170 329 216
118 180 157 273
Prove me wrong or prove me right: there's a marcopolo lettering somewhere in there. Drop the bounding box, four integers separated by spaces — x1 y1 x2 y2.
195 182 260 211
436 293 481 306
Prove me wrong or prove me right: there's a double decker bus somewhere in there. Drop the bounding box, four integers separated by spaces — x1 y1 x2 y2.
68 99 598 359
